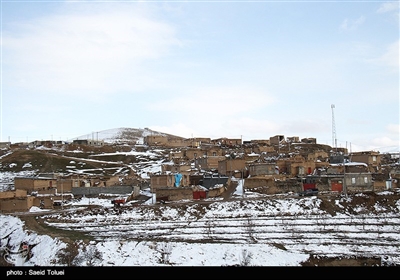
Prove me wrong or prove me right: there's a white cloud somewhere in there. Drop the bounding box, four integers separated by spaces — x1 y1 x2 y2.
377 2 399 13
217 117 281 140
340 16 365 31
3 5 180 98
377 1 399 24
371 136 399 150
150 86 275 115
387 123 399 135
350 124 399 152
378 40 400 69
365 40 400 70
147 86 277 139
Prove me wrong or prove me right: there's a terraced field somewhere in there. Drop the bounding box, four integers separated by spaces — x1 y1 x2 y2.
37 192 400 265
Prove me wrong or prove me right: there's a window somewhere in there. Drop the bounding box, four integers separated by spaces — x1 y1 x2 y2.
351 178 356 185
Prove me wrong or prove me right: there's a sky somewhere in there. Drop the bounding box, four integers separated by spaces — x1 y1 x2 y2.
1 183 400 267
0 0 399 153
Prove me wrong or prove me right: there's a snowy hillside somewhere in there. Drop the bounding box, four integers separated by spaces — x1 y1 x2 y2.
1 187 400 267
69 127 180 144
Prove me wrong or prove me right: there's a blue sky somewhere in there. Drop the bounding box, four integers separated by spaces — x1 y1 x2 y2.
1 0 399 153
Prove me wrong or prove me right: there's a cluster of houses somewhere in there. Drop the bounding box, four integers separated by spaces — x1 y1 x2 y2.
0 133 398 213
0 173 144 212
147 134 398 198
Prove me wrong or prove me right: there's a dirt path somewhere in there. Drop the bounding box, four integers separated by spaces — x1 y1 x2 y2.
17 210 94 244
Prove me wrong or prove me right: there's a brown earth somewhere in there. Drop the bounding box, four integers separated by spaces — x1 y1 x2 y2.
301 255 381 266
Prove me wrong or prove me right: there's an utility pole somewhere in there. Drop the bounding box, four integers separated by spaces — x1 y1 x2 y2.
331 104 337 153
343 155 347 196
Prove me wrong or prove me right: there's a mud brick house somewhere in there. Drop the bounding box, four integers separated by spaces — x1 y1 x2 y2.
301 138 317 144
150 173 195 192
300 173 373 193
14 176 60 194
275 155 316 176
0 189 27 199
253 145 275 154
200 146 224 157
244 171 373 194
195 156 226 171
183 147 224 160
307 150 329 161
286 136 300 143
344 163 370 173
269 135 285 146
0 192 33 212
350 151 382 172
90 175 122 187
218 158 246 177
0 190 53 212
211 137 242 147
161 163 193 174
145 135 185 147
327 162 369 174
389 168 400 187
249 139 271 146
168 150 185 161
150 174 173 192
248 163 276 176
72 139 105 146
15 176 75 194
0 141 11 149
288 161 316 176
244 152 260 162
29 140 64 148
344 173 373 192
183 137 212 147
371 173 390 191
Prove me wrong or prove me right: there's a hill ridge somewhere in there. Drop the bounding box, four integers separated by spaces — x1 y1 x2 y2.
69 127 185 143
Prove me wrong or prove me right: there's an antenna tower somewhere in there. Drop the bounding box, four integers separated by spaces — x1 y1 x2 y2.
331 104 337 151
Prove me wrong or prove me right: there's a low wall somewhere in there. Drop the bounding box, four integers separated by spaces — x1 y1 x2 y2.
156 187 193 201
71 185 137 196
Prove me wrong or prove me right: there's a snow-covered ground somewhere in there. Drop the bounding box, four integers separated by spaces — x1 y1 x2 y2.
1 185 400 267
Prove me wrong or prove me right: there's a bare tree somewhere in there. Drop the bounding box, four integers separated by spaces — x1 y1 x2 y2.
239 249 253 266
204 220 214 239
54 241 80 266
244 216 256 242
72 245 103 266
156 242 172 265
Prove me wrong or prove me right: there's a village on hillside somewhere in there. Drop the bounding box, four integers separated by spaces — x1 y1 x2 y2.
0 132 399 213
